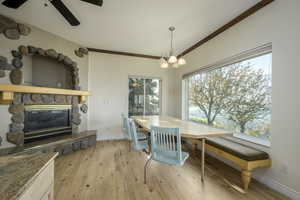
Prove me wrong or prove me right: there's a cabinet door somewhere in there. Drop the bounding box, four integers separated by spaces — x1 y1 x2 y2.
40 184 54 200
19 161 54 200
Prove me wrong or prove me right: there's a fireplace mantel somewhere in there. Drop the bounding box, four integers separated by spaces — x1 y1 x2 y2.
0 84 91 104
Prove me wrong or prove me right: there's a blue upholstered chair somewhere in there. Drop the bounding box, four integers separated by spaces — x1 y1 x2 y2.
128 118 148 151
144 126 189 183
122 114 147 151
122 114 147 138
121 113 132 151
121 113 129 139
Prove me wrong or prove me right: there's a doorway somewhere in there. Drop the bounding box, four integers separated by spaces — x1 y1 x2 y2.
128 77 161 117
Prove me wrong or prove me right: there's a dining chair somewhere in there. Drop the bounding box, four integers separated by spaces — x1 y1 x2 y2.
121 113 129 138
128 118 149 151
121 114 130 142
121 113 135 151
144 126 189 184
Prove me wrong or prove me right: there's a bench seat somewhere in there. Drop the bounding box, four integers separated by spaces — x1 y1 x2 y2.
187 137 271 191
206 137 269 161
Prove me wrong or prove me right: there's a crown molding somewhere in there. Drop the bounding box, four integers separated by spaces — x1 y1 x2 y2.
87 48 160 60
178 0 274 57
88 0 274 60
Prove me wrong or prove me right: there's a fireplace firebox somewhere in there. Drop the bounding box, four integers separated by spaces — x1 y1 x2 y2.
24 105 72 143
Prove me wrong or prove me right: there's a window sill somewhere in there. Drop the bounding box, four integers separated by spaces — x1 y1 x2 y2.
225 133 270 149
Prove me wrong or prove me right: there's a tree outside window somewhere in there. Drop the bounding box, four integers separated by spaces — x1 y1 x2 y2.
188 53 272 140
129 78 160 117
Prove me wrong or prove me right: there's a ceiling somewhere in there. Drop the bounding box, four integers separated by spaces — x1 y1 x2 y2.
0 0 260 56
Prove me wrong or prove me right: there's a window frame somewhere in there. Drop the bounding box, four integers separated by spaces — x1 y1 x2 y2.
182 43 272 147
128 75 162 116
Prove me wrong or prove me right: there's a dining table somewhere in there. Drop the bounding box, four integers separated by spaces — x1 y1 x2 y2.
132 115 233 182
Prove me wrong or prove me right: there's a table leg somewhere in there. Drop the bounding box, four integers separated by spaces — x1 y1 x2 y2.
201 138 205 182
147 133 151 153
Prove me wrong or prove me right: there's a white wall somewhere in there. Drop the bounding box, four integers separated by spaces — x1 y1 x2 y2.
88 52 177 140
175 0 300 198
0 24 89 148
2 2 299 197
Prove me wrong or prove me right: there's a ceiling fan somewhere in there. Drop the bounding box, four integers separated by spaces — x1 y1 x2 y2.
1 0 103 26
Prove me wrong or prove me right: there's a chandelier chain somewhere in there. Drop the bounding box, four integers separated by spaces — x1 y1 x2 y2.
170 30 173 55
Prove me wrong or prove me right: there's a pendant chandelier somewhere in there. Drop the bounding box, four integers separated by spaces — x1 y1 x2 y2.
160 26 186 68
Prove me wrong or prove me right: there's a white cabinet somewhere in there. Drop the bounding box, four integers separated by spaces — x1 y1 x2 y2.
19 158 55 200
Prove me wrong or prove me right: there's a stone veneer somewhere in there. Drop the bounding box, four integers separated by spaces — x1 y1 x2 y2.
0 44 85 149
7 93 81 146
0 45 80 90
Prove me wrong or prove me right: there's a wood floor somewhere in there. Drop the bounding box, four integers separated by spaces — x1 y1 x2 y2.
54 140 289 200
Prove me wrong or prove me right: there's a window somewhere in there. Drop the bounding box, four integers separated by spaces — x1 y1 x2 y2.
128 77 161 117
183 45 272 145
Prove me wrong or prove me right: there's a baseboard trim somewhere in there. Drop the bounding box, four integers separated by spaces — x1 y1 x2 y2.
254 175 300 200
97 135 125 141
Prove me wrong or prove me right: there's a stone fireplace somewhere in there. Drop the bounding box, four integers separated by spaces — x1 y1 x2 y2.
7 93 81 146
1 45 86 147
0 44 96 156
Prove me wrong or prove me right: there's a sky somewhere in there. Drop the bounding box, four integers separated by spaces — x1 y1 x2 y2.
240 52 272 75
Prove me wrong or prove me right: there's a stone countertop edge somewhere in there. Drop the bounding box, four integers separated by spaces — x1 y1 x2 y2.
0 152 58 200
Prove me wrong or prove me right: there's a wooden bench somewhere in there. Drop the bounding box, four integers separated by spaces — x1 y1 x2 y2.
188 137 271 191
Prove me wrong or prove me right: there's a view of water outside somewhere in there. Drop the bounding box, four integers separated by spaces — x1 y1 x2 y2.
188 53 272 141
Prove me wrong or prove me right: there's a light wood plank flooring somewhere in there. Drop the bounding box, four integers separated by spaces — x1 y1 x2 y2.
54 140 289 200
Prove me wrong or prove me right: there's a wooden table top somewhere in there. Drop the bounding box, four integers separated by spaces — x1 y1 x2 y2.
132 115 232 139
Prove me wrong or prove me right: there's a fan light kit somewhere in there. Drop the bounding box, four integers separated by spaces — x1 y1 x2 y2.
2 0 104 26
160 27 186 69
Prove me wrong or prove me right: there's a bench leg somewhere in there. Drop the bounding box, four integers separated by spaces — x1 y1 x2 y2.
192 143 197 157
201 139 205 182
241 170 252 191
192 143 197 151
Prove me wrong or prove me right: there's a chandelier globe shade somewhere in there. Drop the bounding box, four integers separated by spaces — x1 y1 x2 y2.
160 61 169 68
160 57 167 64
178 57 186 65
168 55 177 64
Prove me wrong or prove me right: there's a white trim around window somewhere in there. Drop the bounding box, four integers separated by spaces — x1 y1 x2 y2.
182 43 272 148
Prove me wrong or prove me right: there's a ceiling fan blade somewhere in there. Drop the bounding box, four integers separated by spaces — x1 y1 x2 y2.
2 0 29 9
50 0 80 26
80 0 103 7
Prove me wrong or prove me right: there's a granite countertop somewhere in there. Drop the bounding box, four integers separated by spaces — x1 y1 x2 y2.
0 151 58 200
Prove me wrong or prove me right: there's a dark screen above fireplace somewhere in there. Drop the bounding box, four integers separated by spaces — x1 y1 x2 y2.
31 55 73 89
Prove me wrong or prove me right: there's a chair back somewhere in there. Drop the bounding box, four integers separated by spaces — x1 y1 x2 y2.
121 114 131 140
121 113 126 133
128 118 140 148
150 126 182 161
